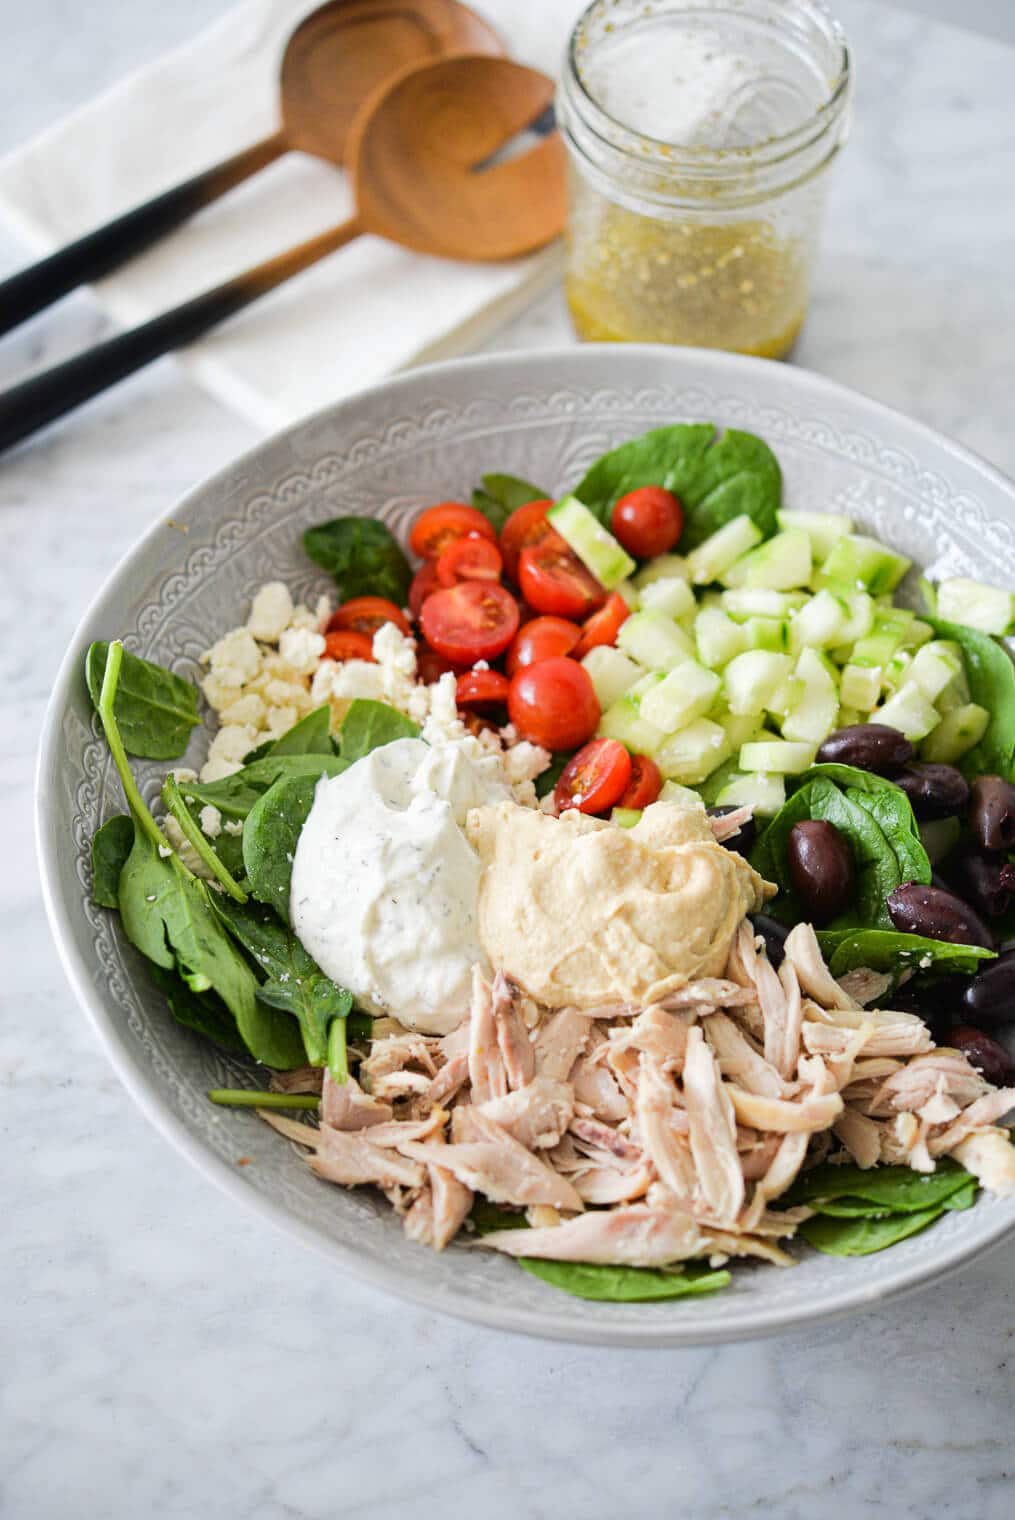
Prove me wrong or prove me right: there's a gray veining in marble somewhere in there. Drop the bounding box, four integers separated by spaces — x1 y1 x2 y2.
3 1 1015 1516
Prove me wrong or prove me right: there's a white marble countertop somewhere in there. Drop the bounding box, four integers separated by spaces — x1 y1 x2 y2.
4 2 1015 1516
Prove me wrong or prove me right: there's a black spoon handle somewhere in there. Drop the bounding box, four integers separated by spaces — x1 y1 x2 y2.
0 134 285 338
0 216 361 454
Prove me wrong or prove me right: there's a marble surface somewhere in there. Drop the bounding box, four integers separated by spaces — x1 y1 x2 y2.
3 2 1015 1516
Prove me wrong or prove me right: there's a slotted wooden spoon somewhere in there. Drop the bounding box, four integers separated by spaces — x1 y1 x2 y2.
0 56 564 452
0 0 502 337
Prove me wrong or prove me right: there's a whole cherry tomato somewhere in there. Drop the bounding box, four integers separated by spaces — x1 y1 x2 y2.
554 738 632 816
327 596 411 639
409 503 497 560
507 657 601 751
573 591 631 658
419 581 519 664
611 486 684 559
505 616 582 677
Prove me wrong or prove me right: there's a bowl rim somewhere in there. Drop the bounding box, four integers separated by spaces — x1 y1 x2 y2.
36 342 1015 1347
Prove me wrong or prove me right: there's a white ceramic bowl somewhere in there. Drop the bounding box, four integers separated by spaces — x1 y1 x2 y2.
37 345 1015 1346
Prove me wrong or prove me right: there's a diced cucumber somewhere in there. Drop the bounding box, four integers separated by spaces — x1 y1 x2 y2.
884 651 913 693
851 609 913 668
718 710 769 748
630 671 666 700
615 579 640 609
640 661 721 731
788 588 848 652
744 617 789 653
720 589 808 621
899 619 933 650
814 534 912 595
655 720 731 785
920 703 990 763
581 645 644 711
611 807 643 828
873 682 940 741
909 641 963 702
840 663 883 710
659 780 706 809
935 576 1015 635
722 651 795 715
695 608 749 669
598 693 666 754
836 705 863 728
617 610 694 671
740 739 817 774
686 515 764 585
780 648 840 744
767 676 805 720
919 816 962 865
720 528 813 592
715 772 787 817
637 576 697 620
836 592 876 646
633 553 689 588
548 495 635 589
776 509 855 561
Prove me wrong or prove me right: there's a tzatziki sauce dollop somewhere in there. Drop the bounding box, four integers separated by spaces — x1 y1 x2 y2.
289 736 510 1035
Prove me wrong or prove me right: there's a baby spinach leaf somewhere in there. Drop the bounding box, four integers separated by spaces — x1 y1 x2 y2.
943 1179 978 1211
517 1259 731 1301
534 753 570 799
149 965 245 1054
340 699 420 763
799 1206 944 1256
926 616 1015 778
572 424 781 550
178 753 348 821
471 473 548 532
469 1199 528 1235
751 765 930 929
303 517 411 606
213 897 353 1070
811 1197 893 1219
161 774 247 902
243 705 335 764
783 1157 974 1213
86 641 201 760
816 928 994 980
91 814 134 908
243 772 320 925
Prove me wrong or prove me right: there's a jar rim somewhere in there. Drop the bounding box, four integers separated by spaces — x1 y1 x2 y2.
563 0 852 171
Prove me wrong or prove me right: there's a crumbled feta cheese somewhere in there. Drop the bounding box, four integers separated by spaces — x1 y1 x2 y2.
205 628 261 688
512 779 539 808
263 678 308 709
289 602 321 632
219 692 267 726
247 582 293 642
163 814 215 876
207 723 258 764
223 819 244 836
312 658 387 706
502 740 551 785
199 756 244 783
157 844 173 859
172 767 198 784
314 594 332 628
423 671 464 746
199 804 223 838
279 626 326 675
472 659 490 672
266 704 299 736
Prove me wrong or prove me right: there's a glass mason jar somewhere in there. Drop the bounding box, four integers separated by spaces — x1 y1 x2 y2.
557 0 852 358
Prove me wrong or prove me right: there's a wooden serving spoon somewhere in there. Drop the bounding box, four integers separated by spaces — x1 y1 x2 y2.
0 56 565 452
0 0 502 338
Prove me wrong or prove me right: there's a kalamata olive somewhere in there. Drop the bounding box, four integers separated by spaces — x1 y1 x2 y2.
962 949 1015 1028
750 913 789 967
949 1025 1013 1086
970 775 1015 852
893 763 970 820
706 805 757 857
943 841 1015 919
886 881 995 949
787 819 855 925
815 723 914 775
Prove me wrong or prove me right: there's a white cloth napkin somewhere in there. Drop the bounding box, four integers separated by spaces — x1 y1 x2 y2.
0 0 579 430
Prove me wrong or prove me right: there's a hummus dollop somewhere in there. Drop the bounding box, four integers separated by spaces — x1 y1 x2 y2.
466 800 774 1009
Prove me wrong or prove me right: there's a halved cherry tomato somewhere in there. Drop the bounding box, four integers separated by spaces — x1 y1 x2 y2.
499 498 555 581
437 534 503 587
408 560 442 618
327 595 411 639
456 669 511 708
619 754 663 809
322 629 375 662
507 657 600 751
611 486 684 559
573 591 631 658
416 643 458 685
505 615 582 677
554 738 632 815
419 581 519 664
518 534 607 620
409 503 497 560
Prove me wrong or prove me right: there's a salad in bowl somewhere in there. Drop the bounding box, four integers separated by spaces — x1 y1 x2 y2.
82 418 1015 1306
